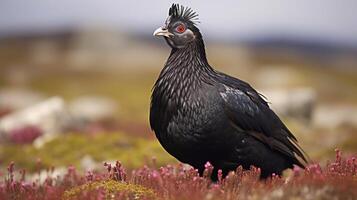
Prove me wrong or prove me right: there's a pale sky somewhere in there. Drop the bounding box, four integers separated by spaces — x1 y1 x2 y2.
1 0 357 45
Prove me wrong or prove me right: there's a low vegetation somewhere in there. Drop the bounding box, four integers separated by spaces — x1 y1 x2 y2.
0 150 356 200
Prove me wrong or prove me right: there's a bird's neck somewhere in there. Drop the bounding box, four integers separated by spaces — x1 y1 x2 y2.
154 39 215 106
161 39 214 79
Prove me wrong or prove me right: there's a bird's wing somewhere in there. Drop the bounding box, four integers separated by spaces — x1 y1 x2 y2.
217 74 307 167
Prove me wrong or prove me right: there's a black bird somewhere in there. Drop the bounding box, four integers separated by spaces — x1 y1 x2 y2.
150 4 307 179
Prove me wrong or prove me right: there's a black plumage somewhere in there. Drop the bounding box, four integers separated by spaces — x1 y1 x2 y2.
150 4 307 179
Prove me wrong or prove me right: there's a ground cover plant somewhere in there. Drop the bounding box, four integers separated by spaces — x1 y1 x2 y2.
0 149 356 200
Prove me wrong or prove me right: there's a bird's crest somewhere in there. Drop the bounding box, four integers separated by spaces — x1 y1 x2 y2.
168 4 199 25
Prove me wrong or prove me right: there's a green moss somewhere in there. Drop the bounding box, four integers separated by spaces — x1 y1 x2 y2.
0 132 175 172
63 180 156 199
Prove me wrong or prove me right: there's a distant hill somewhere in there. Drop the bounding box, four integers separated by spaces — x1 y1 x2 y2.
1 29 356 69
243 36 357 57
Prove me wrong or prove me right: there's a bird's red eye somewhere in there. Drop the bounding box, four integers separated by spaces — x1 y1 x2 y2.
176 24 186 33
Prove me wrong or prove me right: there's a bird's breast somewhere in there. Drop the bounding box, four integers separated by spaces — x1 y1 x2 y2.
152 85 232 157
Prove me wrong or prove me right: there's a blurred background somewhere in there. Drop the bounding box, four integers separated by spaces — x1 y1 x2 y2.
0 0 356 175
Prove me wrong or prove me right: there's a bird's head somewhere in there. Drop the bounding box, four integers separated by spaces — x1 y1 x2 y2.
153 4 201 49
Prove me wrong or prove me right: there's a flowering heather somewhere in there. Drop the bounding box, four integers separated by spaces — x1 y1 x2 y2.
7 125 43 144
0 150 356 200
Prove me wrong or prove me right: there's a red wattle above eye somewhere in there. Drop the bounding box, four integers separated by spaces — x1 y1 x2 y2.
176 25 185 33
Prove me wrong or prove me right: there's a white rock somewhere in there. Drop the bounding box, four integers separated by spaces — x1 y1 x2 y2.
0 97 70 136
313 104 357 129
29 167 67 184
260 88 316 122
69 96 118 122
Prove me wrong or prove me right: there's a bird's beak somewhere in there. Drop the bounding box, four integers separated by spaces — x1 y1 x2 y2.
153 27 173 37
